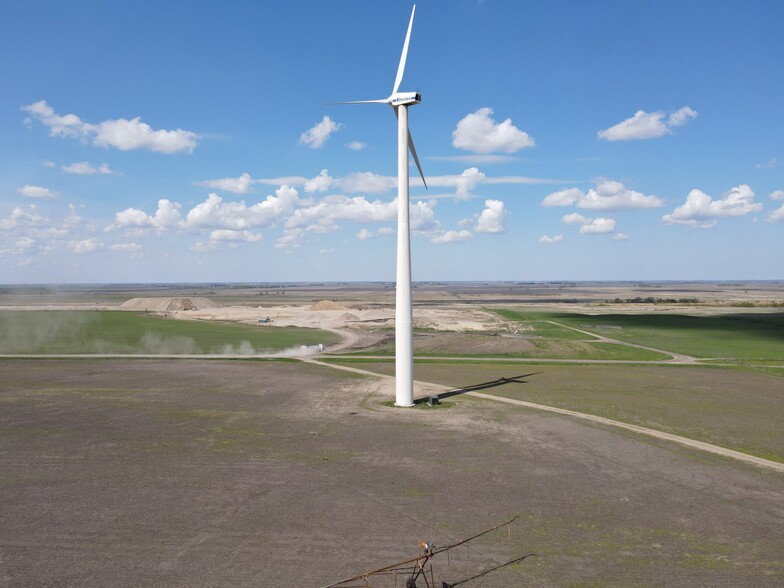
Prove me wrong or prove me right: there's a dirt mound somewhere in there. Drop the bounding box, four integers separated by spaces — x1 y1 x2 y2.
309 300 349 311
340 313 359 321
119 297 215 312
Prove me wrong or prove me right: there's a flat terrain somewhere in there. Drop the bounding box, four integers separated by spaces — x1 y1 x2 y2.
1 282 783 586
1 359 782 586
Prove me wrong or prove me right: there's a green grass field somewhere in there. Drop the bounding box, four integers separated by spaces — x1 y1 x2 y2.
0 311 340 354
343 323 669 361
330 360 784 463
527 340 669 360
495 309 784 360
346 339 669 361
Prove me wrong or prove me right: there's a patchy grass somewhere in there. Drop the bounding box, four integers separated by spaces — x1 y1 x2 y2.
343 333 668 361
0 310 339 354
528 340 669 360
494 309 784 360
1 359 781 586
334 360 784 463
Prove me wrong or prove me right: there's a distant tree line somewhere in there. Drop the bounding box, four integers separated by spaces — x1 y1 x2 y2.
607 297 700 304
605 297 783 307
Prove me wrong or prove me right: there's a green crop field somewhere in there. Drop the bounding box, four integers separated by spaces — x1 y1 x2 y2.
495 309 784 360
0 311 339 354
526 340 669 360
347 339 669 361
331 360 784 463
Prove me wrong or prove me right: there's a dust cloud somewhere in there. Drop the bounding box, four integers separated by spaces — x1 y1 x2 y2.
0 312 325 356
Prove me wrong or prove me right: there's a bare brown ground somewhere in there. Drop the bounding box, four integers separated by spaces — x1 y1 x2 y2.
1 359 782 586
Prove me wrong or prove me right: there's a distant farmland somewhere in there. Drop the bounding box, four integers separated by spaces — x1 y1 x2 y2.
0 311 339 355
494 309 784 361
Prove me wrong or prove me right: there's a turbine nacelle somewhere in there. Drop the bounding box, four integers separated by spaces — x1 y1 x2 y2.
389 92 421 106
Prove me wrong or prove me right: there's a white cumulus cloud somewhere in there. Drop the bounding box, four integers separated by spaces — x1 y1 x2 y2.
61 161 113 175
93 117 198 153
340 171 396 194
286 194 396 229
542 179 662 210
110 199 183 231
208 229 262 242
17 185 58 199
475 199 506 234
770 190 784 201
580 218 616 234
70 237 102 254
562 212 591 225
431 230 472 244
304 169 334 193
538 234 564 244
562 212 617 234
598 106 697 141
662 184 762 228
423 167 487 201
185 187 299 230
452 107 535 154
299 115 342 149
541 188 583 207
113 208 152 228
348 141 367 151
197 172 254 194
23 100 198 153
668 106 699 127
356 228 373 240
766 204 784 223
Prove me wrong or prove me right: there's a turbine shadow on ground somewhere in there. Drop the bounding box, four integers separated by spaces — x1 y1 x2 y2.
414 372 541 404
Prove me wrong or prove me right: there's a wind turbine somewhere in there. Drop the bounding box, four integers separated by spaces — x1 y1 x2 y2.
335 5 426 407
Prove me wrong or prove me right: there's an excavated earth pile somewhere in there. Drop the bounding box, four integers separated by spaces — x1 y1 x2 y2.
309 300 349 311
119 297 216 312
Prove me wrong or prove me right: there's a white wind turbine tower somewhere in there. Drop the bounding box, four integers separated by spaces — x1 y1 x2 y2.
335 5 426 407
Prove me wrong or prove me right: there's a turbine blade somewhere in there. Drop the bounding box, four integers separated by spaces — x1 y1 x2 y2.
408 131 427 190
330 99 389 105
392 5 416 95
393 107 427 189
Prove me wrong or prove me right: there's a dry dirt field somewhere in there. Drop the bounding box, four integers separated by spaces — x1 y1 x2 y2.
1 359 782 586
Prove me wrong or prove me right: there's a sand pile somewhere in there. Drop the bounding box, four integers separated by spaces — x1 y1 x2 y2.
120 297 216 312
340 313 359 321
309 300 349 311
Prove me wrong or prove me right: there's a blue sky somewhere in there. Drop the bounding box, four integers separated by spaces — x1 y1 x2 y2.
1 0 782 283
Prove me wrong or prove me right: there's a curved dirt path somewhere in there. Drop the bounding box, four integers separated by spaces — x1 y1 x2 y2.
301 358 784 474
544 320 700 364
